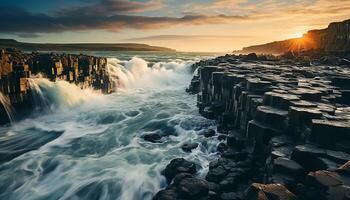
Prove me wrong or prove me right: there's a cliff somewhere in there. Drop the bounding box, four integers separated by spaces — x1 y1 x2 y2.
239 19 350 54
166 54 350 200
0 39 175 52
0 48 116 124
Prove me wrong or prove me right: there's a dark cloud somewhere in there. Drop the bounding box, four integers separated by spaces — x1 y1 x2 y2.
58 0 163 16
0 4 250 37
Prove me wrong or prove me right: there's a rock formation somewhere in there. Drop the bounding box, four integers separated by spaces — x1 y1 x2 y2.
239 19 350 55
0 48 116 124
156 53 350 199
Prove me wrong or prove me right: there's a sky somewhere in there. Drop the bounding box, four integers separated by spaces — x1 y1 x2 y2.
0 0 349 52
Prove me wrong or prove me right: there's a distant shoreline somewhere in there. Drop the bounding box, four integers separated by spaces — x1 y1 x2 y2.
0 39 176 52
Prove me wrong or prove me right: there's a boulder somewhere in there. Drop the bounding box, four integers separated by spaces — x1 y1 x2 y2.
203 129 216 137
163 158 197 183
181 142 199 152
246 183 297 200
177 178 209 199
153 188 177 200
143 133 162 143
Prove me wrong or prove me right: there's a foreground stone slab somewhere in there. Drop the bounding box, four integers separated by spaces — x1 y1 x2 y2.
246 183 297 200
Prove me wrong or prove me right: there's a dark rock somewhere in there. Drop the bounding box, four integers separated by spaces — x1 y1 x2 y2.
172 173 194 186
311 119 350 148
143 133 162 143
153 188 178 200
273 157 306 179
206 165 228 183
245 53 258 60
217 142 228 153
164 158 197 183
204 129 216 137
177 178 209 199
181 142 199 152
291 144 328 172
221 192 243 200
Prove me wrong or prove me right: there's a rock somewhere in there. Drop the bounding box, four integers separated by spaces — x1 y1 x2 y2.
177 178 209 199
172 173 194 186
163 158 197 183
246 183 297 200
206 165 228 183
181 142 199 152
143 133 162 143
153 188 177 200
217 142 228 153
254 106 288 130
291 144 328 172
221 192 243 200
245 53 258 60
306 170 343 188
337 160 350 174
273 157 306 179
246 120 282 158
311 119 350 148
301 169 350 200
203 129 216 137
263 92 299 110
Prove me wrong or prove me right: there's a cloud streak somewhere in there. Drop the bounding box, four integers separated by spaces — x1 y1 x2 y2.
0 4 250 36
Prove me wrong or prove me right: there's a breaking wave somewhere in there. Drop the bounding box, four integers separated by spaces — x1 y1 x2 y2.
0 54 219 200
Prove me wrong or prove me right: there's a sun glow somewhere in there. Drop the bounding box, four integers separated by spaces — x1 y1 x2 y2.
287 32 304 39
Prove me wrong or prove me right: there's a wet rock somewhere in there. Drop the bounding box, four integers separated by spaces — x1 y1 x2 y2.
181 142 199 152
217 142 228 153
164 158 197 183
246 183 297 200
153 188 178 200
206 165 228 183
204 129 216 137
143 133 162 143
177 178 209 199
172 173 194 186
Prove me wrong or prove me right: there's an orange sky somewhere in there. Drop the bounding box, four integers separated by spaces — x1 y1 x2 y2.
1 0 350 52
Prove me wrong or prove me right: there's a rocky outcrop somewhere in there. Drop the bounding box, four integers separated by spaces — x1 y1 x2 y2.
239 19 350 55
0 48 116 124
172 54 350 200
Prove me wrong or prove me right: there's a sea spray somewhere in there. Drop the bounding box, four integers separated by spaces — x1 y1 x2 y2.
0 92 15 123
28 77 102 111
107 57 194 89
0 53 219 200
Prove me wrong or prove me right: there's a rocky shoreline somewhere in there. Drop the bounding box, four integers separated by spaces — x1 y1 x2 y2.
154 52 350 200
0 48 115 124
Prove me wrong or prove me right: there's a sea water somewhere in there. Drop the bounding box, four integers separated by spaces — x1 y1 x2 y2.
0 51 221 200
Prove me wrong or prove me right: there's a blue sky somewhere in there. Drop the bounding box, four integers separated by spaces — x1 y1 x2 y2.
0 0 349 52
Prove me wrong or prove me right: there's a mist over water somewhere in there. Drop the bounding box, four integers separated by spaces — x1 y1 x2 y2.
0 52 219 200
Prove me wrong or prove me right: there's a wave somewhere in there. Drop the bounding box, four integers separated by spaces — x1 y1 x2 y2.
28 76 101 111
107 57 194 89
0 92 15 123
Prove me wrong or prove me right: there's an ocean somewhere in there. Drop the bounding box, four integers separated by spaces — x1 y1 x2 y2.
0 51 221 200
